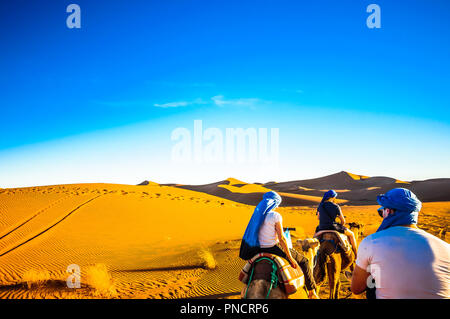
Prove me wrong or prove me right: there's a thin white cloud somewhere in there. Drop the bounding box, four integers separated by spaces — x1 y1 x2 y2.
153 98 207 108
100 95 268 109
211 95 266 108
153 101 190 108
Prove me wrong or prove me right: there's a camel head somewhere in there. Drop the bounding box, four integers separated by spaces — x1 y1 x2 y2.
297 238 320 274
347 222 364 239
299 238 320 255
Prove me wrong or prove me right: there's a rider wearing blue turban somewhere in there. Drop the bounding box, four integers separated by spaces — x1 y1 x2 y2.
239 191 319 298
376 188 421 232
239 191 282 258
315 189 358 257
351 189 448 299
321 189 338 203
316 189 343 233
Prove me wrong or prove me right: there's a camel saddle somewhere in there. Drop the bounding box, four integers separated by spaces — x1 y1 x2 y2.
238 253 305 295
314 230 351 254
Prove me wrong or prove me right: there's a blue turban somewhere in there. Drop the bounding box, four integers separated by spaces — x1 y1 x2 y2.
239 191 282 259
321 190 337 203
376 188 422 232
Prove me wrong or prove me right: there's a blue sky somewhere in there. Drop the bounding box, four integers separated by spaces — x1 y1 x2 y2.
1 0 449 187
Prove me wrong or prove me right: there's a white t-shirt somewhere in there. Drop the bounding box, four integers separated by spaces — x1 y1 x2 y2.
356 226 450 299
258 211 282 248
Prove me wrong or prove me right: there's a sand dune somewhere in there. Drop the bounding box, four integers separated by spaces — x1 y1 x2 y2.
0 176 448 299
0 184 253 299
278 192 348 205
175 171 450 206
218 179 272 194
346 172 370 180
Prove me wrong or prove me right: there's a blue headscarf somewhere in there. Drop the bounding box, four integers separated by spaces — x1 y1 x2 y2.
241 191 282 247
321 190 337 203
376 188 422 232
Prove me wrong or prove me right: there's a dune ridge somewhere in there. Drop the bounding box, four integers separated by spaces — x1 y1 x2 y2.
172 171 450 206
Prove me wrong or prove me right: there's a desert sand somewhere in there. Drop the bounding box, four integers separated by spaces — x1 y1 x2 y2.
0 177 448 299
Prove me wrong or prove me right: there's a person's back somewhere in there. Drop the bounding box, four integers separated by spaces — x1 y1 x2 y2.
258 211 282 248
318 201 341 229
357 226 450 299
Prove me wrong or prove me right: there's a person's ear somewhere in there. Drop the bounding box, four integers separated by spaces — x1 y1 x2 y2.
382 208 392 219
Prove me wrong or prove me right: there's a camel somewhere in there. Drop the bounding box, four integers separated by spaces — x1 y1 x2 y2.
241 239 320 299
313 222 364 299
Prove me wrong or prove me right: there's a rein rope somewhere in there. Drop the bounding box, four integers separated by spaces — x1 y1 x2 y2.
244 257 279 299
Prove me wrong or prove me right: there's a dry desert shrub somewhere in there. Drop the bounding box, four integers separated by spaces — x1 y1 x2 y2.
198 249 217 270
84 264 117 297
22 269 52 289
